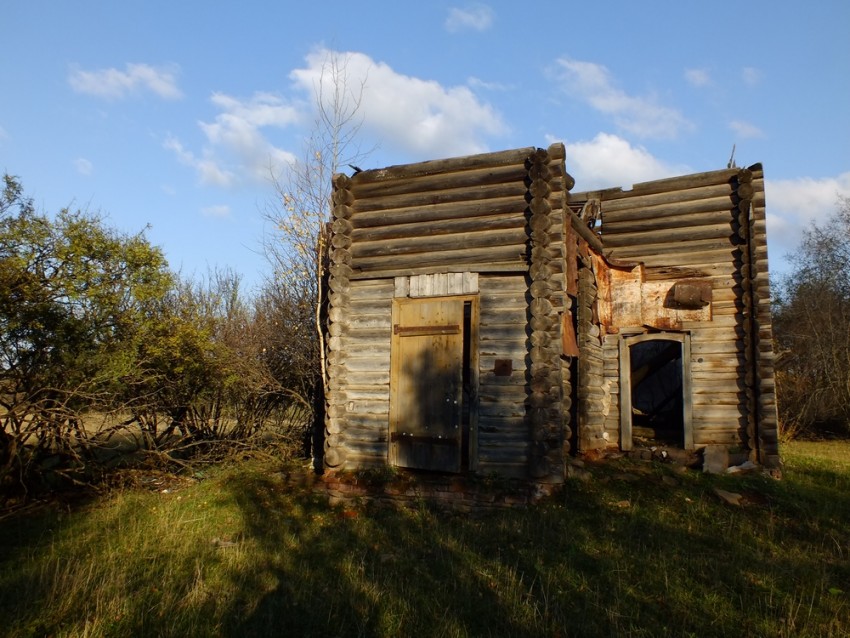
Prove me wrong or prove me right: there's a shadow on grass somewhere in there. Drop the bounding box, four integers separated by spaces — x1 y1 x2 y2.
1 452 848 637
220 459 850 637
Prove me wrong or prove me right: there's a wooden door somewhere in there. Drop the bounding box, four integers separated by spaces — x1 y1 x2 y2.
390 297 465 472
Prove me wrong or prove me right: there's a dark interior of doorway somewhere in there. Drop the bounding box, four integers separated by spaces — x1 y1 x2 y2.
630 339 685 447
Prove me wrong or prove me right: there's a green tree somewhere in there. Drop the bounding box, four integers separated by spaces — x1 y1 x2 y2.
0 174 172 484
773 196 850 437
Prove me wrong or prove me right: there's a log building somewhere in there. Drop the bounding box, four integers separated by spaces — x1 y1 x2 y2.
321 143 779 485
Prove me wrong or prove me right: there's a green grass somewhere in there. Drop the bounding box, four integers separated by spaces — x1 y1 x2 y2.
1 441 848 637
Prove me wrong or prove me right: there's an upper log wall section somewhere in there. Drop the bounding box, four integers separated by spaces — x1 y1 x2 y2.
572 165 779 466
334 146 571 279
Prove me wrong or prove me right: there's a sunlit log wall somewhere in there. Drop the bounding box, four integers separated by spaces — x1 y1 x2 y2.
324 145 572 481
571 165 779 466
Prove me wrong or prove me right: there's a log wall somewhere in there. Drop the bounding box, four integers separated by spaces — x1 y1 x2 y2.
325 145 573 480
572 165 779 466
325 149 779 474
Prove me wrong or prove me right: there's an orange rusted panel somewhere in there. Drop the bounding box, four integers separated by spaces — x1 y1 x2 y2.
640 281 712 330
595 253 643 329
562 311 580 357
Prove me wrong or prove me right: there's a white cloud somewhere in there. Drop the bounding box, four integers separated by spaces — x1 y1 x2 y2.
164 135 236 187
168 49 507 187
198 92 298 180
201 204 231 218
0 125 9 142
765 172 850 264
166 92 298 187
467 76 512 92
741 67 762 86
445 4 494 32
290 49 507 157
552 132 689 191
69 63 182 100
552 57 693 139
684 68 711 87
73 157 93 176
729 120 765 139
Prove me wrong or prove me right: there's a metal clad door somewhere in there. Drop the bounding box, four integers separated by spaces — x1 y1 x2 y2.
390 297 464 472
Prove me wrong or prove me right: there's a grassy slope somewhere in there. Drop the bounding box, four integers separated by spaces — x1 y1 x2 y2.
1 441 848 638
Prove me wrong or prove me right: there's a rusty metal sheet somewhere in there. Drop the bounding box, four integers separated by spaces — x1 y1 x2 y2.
641 281 712 330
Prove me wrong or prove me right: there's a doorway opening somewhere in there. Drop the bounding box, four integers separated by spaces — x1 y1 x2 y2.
619 333 693 451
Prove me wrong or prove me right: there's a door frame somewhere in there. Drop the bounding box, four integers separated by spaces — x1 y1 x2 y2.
618 331 693 451
389 294 479 472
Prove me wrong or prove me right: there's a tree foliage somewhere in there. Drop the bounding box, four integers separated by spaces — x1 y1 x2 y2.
773 196 850 437
0 174 173 483
0 176 313 492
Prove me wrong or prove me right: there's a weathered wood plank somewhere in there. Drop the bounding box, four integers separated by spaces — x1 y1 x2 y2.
602 199 736 227
349 147 534 186
592 183 737 213
604 224 735 249
352 227 529 259
351 162 529 200
350 181 527 214
353 244 528 273
573 168 739 203
351 197 527 231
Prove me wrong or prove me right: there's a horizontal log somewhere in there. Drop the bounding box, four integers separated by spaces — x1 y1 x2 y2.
350 181 528 216
327 388 389 403
478 430 530 445
603 223 735 249
608 244 738 266
604 210 736 239
352 243 528 273
351 146 534 186
329 370 390 386
480 325 530 341
348 262 528 280
591 183 737 213
478 403 527 418
692 420 748 434
337 358 390 374
602 196 737 224
479 385 529 403
352 227 529 259
574 168 740 202
349 283 395 300
481 274 532 293
480 307 528 324
352 162 530 200
692 394 745 407
691 339 743 355
352 208 526 242
354 196 528 235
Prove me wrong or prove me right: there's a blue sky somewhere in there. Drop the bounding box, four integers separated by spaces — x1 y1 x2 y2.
2 1 848 291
